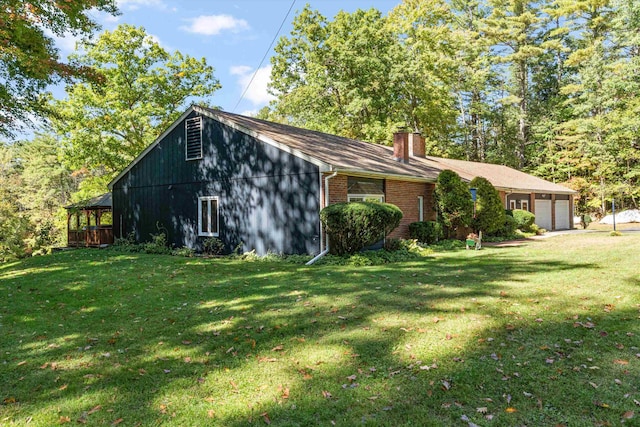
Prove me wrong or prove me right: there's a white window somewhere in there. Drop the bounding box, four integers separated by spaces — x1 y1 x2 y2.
418 196 424 222
347 195 385 202
198 196 219 236
521 200 529 211
509 200 517 210
185 117 203 160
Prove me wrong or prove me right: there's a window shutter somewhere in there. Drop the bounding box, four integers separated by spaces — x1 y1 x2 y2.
185 117 203 160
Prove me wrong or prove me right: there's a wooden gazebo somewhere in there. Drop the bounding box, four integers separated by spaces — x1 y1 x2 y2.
65 193 114 247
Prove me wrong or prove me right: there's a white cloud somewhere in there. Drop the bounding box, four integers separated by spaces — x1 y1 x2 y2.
231 64 275 106
180 14 250 36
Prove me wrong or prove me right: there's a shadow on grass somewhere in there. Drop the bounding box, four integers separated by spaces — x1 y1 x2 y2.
2 248 636 426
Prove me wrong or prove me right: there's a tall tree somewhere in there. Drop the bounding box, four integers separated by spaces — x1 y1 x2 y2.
267 6 403 143
485 0 545 168
51 24 220 187
0 0 118 135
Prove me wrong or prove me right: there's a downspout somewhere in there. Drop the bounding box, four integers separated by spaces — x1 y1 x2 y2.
306 170 338 265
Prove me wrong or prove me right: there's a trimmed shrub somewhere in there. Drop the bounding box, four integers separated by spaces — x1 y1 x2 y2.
408 221 442 244
512 209 535 231
320 201 402 255
203 237 225 255
500 214 519 237
435 170 473 238
469 176 506 235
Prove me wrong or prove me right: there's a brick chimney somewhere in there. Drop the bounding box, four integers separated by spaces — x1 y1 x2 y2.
393 132 409 163
409 132 425 158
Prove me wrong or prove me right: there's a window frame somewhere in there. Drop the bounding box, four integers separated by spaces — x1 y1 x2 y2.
347 194 385 203
521 200 529 212
509 200 517 210
198 196 219 237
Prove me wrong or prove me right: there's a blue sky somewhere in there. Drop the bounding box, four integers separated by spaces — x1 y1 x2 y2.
50 0 398 117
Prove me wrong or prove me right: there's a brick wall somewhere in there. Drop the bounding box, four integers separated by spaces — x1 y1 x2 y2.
321 173 348 206
385 180 435 239
321 174 435 240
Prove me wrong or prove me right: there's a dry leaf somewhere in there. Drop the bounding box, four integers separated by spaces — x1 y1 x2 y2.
322 390 332 399
614 359 629 365
477 407 488 413
261 412 271 424
505 407 517 413
622 411 635 419
207 410 215 418
441 380 451 391
271 345 284 352
111 418 124 425
58 415 71 424
87 405 102 415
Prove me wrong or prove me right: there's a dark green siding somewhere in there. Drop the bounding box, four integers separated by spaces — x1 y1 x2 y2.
112 112 321 255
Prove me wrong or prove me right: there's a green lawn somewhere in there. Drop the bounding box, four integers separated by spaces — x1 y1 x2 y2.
1 233 639 426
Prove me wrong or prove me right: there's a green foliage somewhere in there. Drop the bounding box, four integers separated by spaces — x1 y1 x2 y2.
512 209 536 232
0 0 118 136
500 214 519 238
435 170 473 238
318 239 432 266
320 201 402 255
469 176 505 235
408 221 443 244
51 24 221 188
142 232 171 255
172 246 195 257
202 237 225 255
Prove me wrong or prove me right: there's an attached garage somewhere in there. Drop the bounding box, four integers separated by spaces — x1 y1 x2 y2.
534 197 553 230
555 198 571 230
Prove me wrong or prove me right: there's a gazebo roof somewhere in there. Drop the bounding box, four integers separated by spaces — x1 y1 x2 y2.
65 193 112 210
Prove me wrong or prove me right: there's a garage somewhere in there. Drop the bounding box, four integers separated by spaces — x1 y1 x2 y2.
555 199 571 230
535 198 552 230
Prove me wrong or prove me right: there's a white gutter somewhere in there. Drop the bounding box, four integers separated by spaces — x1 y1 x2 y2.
306 171 338 265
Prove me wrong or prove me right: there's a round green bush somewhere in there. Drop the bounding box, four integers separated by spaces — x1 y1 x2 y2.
435 170 473 238
469 176 506 235
320 201 402 255
512 209 536 231
500 214 519 237
408 221 442 244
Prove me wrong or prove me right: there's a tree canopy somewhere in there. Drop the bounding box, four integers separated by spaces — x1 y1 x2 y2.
0 0 118 136
51 24 221 181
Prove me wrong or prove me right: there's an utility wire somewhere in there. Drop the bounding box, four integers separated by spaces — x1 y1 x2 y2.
232 0 296 113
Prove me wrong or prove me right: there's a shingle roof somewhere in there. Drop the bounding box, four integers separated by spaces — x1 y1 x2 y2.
65 193 112 210
109 105 575 195
204 107 442 182
204 107 575 195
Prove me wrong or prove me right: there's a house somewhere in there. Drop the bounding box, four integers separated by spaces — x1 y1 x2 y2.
108 105 576 255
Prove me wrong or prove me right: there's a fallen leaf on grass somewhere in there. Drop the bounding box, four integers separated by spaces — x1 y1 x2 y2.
17 361 27 367
477 407 488 414
622 411 635 420
322 390 332 399
58 416 71 424
614 359 629 365
441 380 451 391
505 407 517 413
87 405 102 415
594 401 610 408
261 412 271 424
271 345 284 352
111 418 123 426
208 410 215 418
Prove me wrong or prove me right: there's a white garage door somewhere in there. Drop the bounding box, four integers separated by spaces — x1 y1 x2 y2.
555 200 570 230
535 199 552 230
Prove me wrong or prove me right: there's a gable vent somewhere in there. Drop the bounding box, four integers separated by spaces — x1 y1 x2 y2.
185 116 203 160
